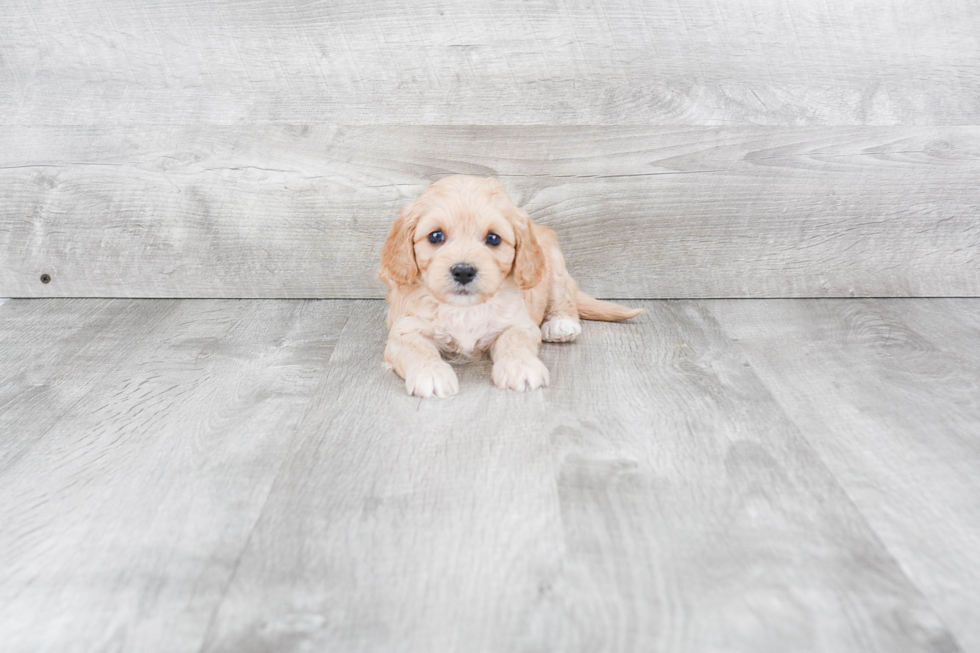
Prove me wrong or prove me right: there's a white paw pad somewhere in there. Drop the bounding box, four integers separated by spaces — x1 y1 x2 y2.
492 356 550 392
405 361 460 399
541 318 582 343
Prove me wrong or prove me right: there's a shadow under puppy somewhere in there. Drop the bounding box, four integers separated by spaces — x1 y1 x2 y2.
378 175 643 398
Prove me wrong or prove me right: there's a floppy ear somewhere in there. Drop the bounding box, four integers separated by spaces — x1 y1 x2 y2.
377 202 422 288
509 205 546 290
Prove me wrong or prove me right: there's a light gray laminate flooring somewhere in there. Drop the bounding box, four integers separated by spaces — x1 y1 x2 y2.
1 298 977 653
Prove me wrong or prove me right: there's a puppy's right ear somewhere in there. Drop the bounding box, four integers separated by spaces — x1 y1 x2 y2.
378 202 422 288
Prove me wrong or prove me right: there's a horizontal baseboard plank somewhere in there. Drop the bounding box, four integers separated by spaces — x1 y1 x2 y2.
2 0 979 125
2 125 978 298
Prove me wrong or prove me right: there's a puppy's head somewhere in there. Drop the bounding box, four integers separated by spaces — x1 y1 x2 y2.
378 176 545 305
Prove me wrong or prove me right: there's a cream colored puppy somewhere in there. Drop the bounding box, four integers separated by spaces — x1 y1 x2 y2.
378 175 643 398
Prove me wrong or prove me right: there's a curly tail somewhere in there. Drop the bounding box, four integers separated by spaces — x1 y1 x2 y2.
576 291 645 322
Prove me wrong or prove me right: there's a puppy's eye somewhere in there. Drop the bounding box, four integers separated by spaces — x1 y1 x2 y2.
485 233 502 247
428 231 445 244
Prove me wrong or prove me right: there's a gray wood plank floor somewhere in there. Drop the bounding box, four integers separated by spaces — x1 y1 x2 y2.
1 298 977 652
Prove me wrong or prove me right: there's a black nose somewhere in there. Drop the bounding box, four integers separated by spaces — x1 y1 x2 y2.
451 263 477 285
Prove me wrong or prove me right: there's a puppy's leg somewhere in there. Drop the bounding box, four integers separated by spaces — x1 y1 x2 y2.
385 318 459 399
491 323 550 391
541 313 582 343
540 246 582 343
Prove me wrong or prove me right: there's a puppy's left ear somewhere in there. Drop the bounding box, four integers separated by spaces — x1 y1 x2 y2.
378 202 422 288
488 178 546 290
508 204 546 290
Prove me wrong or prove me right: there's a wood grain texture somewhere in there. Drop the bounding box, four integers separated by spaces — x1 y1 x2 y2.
3 125 978 299
3 298 977 651
0 298 353 653
711 298 980 653
2 0 979 126
198 302 570 653
0 299 179 474
193 301 956 652
535 301 958 653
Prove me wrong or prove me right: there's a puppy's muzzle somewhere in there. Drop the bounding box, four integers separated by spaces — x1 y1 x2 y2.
450 263 477 286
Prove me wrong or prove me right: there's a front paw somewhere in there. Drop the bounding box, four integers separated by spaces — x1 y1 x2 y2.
492 355 550 392
405 361 459 398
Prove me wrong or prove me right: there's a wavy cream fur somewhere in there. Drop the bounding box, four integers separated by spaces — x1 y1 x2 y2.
378 175 642 398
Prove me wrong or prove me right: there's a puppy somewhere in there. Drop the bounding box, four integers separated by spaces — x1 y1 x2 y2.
378 175 643 398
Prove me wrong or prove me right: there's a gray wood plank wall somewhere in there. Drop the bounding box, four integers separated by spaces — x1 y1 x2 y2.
4 0 979 126
2 0 979 298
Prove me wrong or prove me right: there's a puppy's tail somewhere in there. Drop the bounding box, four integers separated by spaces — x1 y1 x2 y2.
576 291 645 322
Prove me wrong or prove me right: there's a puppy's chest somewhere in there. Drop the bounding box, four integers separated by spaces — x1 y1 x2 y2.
430 305 510 361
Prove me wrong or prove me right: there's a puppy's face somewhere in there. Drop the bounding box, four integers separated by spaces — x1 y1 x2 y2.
379 176 544 304
413 192 517 305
